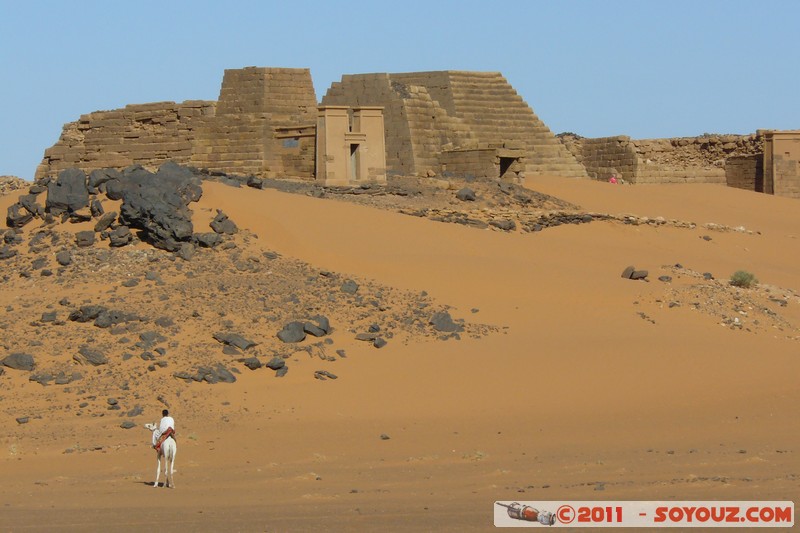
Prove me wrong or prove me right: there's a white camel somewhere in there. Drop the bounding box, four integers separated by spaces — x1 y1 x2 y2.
144 422 177 488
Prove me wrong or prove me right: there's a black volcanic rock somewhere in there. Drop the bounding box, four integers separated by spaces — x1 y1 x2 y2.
0 246 17 260
621 266 635 279
277 321 306 343
46 168 89 215
1 352 35 371
114 162 201 252
90 198 104 217
75 231 95 248
265 356 286 370
109 225 132 247
213 332 257 351
88 168 122 190
176 242 195 261
19 194 44 218
75 345 107 366
6 203 33 228
69 305 107 323
429 311 463 333
455 188 476 201
340 280 359 294
94 211 117 233
194 232 222 248
210 210 238 235
242 357 262 370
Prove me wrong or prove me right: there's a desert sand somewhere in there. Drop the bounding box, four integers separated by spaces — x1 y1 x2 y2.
1 175 798 531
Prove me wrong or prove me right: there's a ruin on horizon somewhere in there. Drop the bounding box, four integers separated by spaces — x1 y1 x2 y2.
36 66 587 185
36 66 799 198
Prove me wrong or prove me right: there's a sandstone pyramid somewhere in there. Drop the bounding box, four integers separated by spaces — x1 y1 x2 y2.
323 71 587 178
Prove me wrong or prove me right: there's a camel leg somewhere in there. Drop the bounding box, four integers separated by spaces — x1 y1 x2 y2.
154 454 161 487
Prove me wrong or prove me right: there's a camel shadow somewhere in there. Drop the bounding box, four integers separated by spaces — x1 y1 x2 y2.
135 481 172 488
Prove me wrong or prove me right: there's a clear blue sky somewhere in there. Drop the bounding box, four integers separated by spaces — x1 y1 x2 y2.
1 1 798 180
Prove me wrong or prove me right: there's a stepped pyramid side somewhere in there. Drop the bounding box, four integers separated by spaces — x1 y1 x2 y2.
191 67 318 177
322 74 476 175
393 71 587 178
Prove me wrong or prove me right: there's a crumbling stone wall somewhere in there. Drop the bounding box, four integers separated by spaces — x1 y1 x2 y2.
726 154 763 192
36 101 216 180
561 133 763 184
37 67 318 180
323 71 588 178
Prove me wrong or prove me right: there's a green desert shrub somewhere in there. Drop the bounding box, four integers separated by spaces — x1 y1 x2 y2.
730 270 758 288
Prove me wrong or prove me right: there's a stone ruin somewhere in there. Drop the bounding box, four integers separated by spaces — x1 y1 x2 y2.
560 131 800 198
36 65 799 198
37 67 319 181
321 71 587 179
560 133 763 185
37 66 587 185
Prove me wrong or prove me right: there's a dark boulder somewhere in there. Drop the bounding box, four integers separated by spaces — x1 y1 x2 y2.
341 280 359 294
69 305 107 323
88 168 122 190
429 311 464 333
242 357 262 370
210 210 238 235
19 195 44 218
303 315 331 337
193 232 222 248
75 231 95 248
90 199 105 217
277 321 306 343
104 178 124 200
303 322 326 337
74 345 108 366
455 188 476 201
211 364 236 383
489 219 516 231
621 266 635 279
93 211 118 232
55 250 72 266
308 315 331 335
114 163 199 252
156 161 203 203
6 203 33 228
176 242 195 261
94 309 134 329
1 352 35 371
28 184 47 195
213 332 257 351
3 229 19 244
265 356 286 370
0 246 17 260
247 176 266 189
46 168 89 215
109 226 132 247
373 337 388 348
630 270 648 280
68 208 92 223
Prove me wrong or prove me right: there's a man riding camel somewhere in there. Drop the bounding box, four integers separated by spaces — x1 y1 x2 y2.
154 409 175 452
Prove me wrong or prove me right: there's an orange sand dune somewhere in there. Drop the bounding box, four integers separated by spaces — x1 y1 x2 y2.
1 177 798 531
